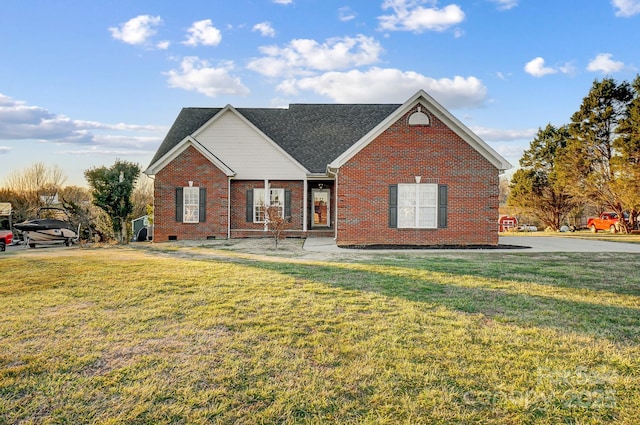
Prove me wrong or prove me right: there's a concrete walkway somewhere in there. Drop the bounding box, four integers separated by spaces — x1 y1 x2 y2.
303 235 640 253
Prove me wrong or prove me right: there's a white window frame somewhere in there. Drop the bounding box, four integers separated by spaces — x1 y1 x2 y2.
253 188 284 223
183 187 200 223
397 183 437 229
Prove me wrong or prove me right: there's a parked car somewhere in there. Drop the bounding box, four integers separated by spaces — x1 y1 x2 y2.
516 224 538 232
587 212 621 233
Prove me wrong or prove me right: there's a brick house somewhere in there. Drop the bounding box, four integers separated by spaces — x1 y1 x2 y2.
145 90 511 247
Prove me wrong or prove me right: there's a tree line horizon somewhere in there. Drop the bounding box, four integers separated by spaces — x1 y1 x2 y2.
508 75 640 233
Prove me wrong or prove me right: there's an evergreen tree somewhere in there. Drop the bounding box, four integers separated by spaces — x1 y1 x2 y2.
84 160 140 244
559 77 634 231
508 124 576 230
613 75 640 230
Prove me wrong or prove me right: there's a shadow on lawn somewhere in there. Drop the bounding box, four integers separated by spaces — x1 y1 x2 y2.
234 258 640 344
370 253 640 297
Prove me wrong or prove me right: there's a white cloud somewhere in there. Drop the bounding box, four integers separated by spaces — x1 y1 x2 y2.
558 61 577 75
0 93 167 156
109 15 163 46
338 6 357 22
0 95 83 141
247 35 383 78
273 0 293 4
0 93 164 151
612 0 640 16
379 1 465 33
493 143 526 163
164 57 250 97
490 0 518 10
156 40 171 50
253 22 276 37
471 126 536 142
58 145 156 157
183 20 222 47
74 120 165 133
587 53 625 73
276 67 487 109
524 57 557 77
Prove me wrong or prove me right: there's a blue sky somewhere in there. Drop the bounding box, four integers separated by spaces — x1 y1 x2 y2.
1 0 639 186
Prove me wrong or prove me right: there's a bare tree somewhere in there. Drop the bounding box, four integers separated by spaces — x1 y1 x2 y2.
264 204 291 249
130 174 154 220
1 162 68 219
498 175 510 207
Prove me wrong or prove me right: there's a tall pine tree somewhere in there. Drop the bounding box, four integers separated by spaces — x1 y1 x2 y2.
509 124 576 230
613 75 640 229
559 77 633 231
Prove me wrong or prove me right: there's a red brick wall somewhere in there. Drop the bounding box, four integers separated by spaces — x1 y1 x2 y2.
154 145 229 241
336 106 500 246
229 180 305 238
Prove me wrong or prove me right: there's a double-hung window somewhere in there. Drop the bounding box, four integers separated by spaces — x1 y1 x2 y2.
253 188 284 223
175 186 206 223
397 183 438 228
183 186 200 223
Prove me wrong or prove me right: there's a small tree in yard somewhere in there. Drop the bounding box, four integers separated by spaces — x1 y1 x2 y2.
84 160 140 244
264 204 290 249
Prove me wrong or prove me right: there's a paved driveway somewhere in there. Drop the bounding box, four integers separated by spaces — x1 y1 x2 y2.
303 236 640 253
500 235 640 253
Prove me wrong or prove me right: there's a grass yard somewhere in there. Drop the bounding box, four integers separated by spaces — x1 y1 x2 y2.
0 244 639 424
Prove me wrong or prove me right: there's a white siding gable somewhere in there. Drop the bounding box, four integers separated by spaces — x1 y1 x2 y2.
194 109 307 180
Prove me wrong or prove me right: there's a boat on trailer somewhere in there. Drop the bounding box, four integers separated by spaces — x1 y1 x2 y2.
14 207 79 248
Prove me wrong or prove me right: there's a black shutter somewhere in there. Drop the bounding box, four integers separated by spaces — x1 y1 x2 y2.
175 188 183 222
389 185 397 228
199 188 206 222
438 184 448 228
246 189 253 222
284 189 291 221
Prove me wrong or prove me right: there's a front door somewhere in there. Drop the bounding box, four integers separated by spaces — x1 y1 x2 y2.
312 189 330 228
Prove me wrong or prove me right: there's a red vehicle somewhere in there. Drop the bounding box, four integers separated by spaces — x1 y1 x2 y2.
1 202 13 251
587 212 621 233
0 229 12 251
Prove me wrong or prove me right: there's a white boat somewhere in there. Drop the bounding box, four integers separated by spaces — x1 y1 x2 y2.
14 207 79 248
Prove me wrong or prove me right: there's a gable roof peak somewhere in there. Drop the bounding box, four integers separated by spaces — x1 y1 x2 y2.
328 89 511 171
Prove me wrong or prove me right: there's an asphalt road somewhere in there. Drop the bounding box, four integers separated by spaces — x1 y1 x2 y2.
302 235 640 253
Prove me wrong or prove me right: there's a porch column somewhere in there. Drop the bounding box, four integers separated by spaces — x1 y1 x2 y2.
264 179 269 232
303 179 308 232
330 169 339 240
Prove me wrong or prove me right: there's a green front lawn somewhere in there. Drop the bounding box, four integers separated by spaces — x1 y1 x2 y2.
1 246 638 424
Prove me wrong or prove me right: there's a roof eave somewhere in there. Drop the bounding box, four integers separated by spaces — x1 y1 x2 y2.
145 136 236 177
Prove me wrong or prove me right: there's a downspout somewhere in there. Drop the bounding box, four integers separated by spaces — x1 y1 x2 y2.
327 167 339 240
